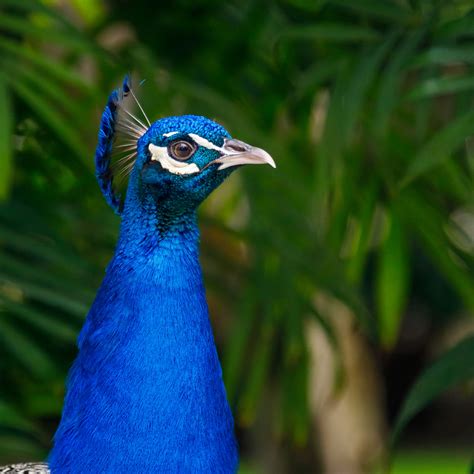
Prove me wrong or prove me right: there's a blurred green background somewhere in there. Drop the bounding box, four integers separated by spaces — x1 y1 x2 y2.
0 0 473 472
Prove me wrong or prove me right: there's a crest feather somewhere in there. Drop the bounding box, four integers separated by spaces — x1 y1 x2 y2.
94 76 149 214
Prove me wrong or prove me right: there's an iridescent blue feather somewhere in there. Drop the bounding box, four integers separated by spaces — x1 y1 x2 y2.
95 85 122 214
94 76 144 214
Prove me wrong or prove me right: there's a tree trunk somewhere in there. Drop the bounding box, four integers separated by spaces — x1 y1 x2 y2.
307 294 388 474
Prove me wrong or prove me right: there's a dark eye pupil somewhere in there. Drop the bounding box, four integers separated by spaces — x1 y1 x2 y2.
177 144 189 155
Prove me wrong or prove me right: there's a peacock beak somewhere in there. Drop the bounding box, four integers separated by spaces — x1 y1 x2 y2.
211 138 276 171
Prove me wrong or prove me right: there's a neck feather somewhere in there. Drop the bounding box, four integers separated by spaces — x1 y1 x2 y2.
117 184 200 258
49 189 238 472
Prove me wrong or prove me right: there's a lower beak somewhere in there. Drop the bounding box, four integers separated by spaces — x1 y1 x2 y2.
211 138 276 170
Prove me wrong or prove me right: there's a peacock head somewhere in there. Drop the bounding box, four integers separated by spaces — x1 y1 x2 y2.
137 115 275 209
95 78 275 216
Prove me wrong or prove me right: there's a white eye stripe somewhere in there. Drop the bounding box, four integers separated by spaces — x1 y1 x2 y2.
188 134 223 152
162 131 179 138
162 132 223 152
148 143 200 175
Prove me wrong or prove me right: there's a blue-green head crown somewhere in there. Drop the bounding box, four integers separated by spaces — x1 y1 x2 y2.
95 77 275 216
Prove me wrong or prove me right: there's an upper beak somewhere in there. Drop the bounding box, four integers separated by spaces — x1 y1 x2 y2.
211 138 276 170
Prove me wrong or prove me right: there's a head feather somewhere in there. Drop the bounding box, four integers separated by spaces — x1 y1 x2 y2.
94 76 149 214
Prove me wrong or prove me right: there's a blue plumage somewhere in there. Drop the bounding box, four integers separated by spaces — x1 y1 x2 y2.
48 80 275 473
94 83 123 214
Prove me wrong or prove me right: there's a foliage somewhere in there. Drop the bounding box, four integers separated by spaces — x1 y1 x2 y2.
0 0 473 467
391 449 473 474
391 334 474 445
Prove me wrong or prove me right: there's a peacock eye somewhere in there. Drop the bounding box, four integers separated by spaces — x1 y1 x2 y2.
168 140 197 161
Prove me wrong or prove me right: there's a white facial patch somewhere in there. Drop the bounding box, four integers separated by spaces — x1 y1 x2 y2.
188 134 223 152
148 143 200 175
162 131 179 138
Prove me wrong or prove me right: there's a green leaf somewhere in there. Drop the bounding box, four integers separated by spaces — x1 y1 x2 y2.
280 349 309 444
436 12 474 40
330 0 410 22
401 109 474 186
376 211 410 350
398 192 474 310
0 399 39 434
293 59 344 100
392 335 474 444
286 0 328 13
0 75 12 200
315 34 396 211
6 75 90 167
279 23 379 43
0 275 88 318
410 46 474 67
347 32 399 141
0 0 91 31
347 181 378 283
0 225 89 271
0 12 102 54
0 316 56 377
372 26 426 138
5 59 88 120
408 75 474 100
223 298 257 402
0 434 46 459
0 252 95 302
1 297 78 343
322 32 397 151
0 37 95 95
237 323 273 426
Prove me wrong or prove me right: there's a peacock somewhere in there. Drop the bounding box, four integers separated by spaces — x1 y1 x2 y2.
1 77 275 473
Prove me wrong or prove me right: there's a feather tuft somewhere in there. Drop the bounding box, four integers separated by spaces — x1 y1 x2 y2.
94 76 149 214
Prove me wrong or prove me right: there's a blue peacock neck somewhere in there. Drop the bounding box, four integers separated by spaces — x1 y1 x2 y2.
49 182 238 473
116 181 200 258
